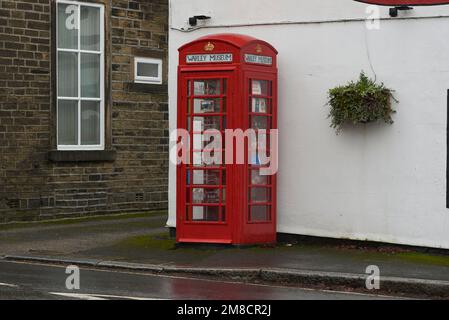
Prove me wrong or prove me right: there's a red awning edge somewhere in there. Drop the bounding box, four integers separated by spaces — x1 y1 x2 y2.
355 0 449 6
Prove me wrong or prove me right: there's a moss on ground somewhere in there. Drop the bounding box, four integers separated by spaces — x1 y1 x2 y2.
395 252 449 267
119 233 177 251
117 235 449 268
0 211 167 231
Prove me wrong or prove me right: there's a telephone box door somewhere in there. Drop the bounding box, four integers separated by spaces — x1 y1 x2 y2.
177 71 233 243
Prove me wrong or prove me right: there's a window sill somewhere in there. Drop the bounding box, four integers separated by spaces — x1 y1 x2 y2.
48 150 117 162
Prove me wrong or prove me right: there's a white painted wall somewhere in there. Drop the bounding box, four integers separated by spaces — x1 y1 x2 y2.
168 0 449 249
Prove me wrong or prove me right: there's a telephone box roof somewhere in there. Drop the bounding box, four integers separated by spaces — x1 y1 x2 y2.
178 33 278 54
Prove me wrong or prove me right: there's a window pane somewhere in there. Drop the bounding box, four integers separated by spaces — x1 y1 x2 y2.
250 151 261 165
137 62 158 77
58 52 78 97
192 152 221 167
250 98 268 113
81 6 100 51
81 53 100 98
251 80 270 96
192 206 219 221
187 99 192 114
251 169 269 185
250 205 269 221
58 3 78 49
193 116 222 131
194 98 221 113
192 188 220 204
58 100 78 145
81 101 100 145
187 170 222 185
251 116 270 129
194 80 220 95
250 187 270 203
194 130 223 150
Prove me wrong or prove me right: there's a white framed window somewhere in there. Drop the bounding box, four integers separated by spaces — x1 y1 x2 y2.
56 0 104 150
134 57 163 84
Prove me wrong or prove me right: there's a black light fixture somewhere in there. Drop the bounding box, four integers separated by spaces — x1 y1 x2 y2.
188 15 211 26
389 6 413 17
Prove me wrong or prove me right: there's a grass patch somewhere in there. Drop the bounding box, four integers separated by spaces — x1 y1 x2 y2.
395 252 449 267
119 233 176 251
0 211 167 231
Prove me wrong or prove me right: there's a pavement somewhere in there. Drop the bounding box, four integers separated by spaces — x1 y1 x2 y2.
0 211 448 298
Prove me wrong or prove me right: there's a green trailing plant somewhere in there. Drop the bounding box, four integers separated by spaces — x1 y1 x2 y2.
327 72 397 133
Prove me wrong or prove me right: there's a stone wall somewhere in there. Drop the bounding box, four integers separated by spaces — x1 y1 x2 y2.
0 0 169 222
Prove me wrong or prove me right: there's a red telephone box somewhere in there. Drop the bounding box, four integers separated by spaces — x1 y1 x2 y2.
176 33 278 245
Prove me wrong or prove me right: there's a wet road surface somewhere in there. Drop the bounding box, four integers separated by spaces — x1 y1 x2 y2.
0 260 402 300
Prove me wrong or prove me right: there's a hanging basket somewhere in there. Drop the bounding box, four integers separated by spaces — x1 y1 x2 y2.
327 72 398 134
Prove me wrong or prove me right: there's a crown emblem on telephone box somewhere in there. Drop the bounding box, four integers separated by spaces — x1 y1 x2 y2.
204 42 215 51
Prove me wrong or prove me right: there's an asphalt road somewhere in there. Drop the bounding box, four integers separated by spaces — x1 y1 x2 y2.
0 260 400 300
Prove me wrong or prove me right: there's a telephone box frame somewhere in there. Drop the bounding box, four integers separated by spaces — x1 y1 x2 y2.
177 33 278 245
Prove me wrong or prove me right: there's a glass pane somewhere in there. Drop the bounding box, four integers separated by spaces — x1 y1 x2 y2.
185 116 190 132
194 80 220 95
251 80 269 96
192 206 219 221
250 205 269 221
251 98 268 113
186 116 191 131
194 98 221 113
137 62 158 77
250 151 261 165
187 170 221 185
58 100 78 145
192 152 203 167
251 169 269 185
193 116 221 131
192 132 201 151
251 116 270 130
187 99 191 114
250 187 270 203
81 5 100 51
81 101 100 145
81 53 100 98
192 188 220 204
194 130 222 150
58 52 78 97
58 3 78 49
192 151 222 167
